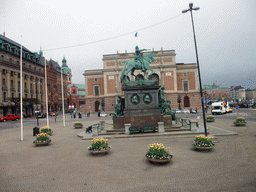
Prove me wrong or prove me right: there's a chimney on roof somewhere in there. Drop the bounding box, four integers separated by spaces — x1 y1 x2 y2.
3 32 5 36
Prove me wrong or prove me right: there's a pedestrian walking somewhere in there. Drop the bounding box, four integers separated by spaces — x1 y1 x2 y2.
236 106 239 111
195 107 198 114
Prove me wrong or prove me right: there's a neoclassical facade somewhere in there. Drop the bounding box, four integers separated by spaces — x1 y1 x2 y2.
0 34 45 116
83 48 201 114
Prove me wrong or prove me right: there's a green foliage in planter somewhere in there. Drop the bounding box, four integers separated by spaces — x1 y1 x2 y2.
35 133 50 141
193 135 215 147
146 143 172 160
207 115 214 120
235 117 246 122
74 121 83 126
41 126 52 132
88 137 110 151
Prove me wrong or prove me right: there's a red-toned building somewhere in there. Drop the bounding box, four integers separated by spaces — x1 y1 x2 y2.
46 59 68 112
67 83 86 110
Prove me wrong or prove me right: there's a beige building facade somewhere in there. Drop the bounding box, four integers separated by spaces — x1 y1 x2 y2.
0 34 45 116
83 49 201 114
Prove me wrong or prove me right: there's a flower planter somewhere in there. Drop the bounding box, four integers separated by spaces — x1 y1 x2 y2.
74 125 83 129
89 148 110 155
233 121 247 126
33 140 51 146
147 156 172 164
206 119 215 122
42 131 53 135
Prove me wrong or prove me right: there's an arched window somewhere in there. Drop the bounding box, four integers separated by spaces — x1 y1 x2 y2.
184 96 190 107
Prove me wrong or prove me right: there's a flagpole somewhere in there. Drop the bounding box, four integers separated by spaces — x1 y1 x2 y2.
61 64 65 127
20 36 23 141
44 55 49 127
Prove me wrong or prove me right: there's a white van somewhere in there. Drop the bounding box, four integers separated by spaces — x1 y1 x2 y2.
211 102 226 115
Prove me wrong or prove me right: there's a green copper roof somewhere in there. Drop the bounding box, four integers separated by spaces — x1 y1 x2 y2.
62 56 71 73
67 84 85 89
78 90 85 96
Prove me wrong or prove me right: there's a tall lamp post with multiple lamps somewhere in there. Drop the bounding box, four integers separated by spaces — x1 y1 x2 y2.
182 3 207 136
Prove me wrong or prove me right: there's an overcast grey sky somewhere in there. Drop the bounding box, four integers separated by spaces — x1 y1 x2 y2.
1 0 255 88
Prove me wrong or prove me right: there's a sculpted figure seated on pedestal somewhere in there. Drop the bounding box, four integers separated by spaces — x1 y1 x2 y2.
112 96 123 117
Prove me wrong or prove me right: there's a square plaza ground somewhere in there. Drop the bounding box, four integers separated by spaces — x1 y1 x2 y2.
0 115 256 191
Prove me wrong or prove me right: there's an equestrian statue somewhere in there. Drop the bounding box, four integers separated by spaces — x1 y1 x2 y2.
120 46 155 81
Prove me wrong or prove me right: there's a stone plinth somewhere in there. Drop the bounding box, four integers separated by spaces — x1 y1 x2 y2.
163 115 172 126
113 117 124 129
124 115 163 127
122 83 161 117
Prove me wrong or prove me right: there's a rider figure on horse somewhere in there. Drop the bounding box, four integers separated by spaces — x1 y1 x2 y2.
134 46 147 72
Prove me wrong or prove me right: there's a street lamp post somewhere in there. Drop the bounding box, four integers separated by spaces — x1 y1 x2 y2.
182 3 207 136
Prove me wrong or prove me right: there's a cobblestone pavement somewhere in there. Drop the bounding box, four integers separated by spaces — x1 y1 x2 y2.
0 116 256 191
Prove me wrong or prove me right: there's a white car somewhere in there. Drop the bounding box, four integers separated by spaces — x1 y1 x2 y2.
175 109 182 114
182 109 190 114
100 112 108 117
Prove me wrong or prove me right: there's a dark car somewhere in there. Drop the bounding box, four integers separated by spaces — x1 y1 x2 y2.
37 113 46 118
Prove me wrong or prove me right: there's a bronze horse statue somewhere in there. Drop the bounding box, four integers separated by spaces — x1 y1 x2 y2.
120 52 155 81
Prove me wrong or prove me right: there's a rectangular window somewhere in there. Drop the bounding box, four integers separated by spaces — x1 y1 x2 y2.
2 78 6 85
11 93 14 98
3 92 6 101
31 94 33 98
183 80 189 91
95 78 98 82
183 72 187 77
24 82 27 88
18 73 20 78
11 71 14 76
25 94 27 98
18 81 20 87
94 85 99 96
30 84 32 89
2 69 6 75
11 80 14 86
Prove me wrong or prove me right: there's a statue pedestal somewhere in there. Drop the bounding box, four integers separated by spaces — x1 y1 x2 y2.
121 82 162 127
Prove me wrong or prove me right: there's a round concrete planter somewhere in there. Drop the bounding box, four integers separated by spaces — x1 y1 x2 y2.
147 156 172 164
233 121 247 126
193 145 213 151
33 140 51 146
206 118 215 122
89 149 110 155
74 125 83 129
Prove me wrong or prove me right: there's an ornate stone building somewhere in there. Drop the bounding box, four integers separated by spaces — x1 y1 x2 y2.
83 48 201 114
0 34 45 116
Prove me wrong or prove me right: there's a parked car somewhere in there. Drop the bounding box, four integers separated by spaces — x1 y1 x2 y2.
37 113 46 118
182 109 190 114
175 109 182 114
100 112 108 117
0 114 21 122
50 112 58 116
190 108 196 114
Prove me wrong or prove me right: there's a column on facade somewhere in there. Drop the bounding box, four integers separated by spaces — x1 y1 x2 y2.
7 70 11 98
14 72 18 97
116 72 120 93
173 68 177 92
28 76 31 98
